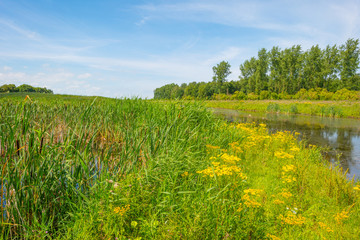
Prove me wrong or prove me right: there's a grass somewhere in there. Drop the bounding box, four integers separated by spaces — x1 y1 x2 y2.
0 93 360 239
205 100 360 119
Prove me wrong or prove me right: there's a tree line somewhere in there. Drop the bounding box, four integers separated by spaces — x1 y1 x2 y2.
154 38 360 100
0 84 53 94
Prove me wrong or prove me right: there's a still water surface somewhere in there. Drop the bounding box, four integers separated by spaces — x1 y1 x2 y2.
212 108 360 181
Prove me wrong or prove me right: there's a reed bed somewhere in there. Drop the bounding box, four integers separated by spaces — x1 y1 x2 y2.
0 94 359 239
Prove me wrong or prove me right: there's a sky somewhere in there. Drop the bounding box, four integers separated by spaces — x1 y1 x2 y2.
0 0 359 98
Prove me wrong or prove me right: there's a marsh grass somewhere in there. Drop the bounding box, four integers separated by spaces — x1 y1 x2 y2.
206 100 360 119
0 94 359 239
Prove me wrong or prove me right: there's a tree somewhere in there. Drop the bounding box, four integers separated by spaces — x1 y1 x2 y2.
239 57 257 93
268 46 282 93
302 45 323 89
16 84 36 93
281 45 303 94
0 84 16 92
340 38 360 90
254 48 269 94
322 45 340 91
212 61 231 94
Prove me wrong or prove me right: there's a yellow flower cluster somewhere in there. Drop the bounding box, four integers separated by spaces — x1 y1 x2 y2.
220 153 241 164
181 171 189 177
334 210 349 224
197 162 246 179
206 144 220 150
114 204 130 216
278 190 292 199
266 233 281 240
242 189 263 208
318 222 333 232
282 164 296 172
236 123 256 135
272 131 295 143
279 212 306 225
354 184 360 191
274 151 295 159
228 142 243 153
281 164 297 183
289 146 300 153
273 199 285 205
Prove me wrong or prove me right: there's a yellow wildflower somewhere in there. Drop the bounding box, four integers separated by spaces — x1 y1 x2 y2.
181 171 189 177
242 189 264 208
274 151 294 159
334 210 349 224
114 204 130 216
279 212 306 225
279 190 292 199
266 233 281 240
318 222 333 232
273 199 285 205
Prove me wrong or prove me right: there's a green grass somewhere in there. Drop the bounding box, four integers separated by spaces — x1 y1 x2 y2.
0 95 359 239
205 100 360 119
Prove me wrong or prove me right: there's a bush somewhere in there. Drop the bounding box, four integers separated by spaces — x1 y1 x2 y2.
332 88 359 100
267 102 280 112
289 104 299 114
231 91 246 100
259 90 270 100
247 93 259 100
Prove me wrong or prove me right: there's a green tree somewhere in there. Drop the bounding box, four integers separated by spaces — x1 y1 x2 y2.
268 46 283 93
302 45 324 89
281 45 303 94
212 61 231 94
198 82 215 99
184 82 199 98
170 84 184 99
322 45 340 91
16 84 36 93
239 57 257 93
0 84 16 92
340 38 360 90
254 48 269 94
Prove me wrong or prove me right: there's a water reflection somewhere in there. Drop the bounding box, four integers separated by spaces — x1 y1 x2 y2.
212 108 360 180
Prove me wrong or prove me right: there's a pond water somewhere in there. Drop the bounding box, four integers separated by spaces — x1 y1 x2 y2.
212 108 360 181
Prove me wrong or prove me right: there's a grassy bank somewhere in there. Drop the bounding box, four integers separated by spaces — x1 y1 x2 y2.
1 94 360 239
205 100 360 119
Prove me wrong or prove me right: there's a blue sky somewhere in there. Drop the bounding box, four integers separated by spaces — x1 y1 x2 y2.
0 0 359 98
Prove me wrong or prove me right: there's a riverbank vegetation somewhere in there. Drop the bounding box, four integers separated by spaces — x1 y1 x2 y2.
154 38 360 100
205 100 360 119
1 94 360 239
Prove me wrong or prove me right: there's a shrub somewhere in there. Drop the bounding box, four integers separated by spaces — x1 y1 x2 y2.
247 93 259 100
259 90 270 100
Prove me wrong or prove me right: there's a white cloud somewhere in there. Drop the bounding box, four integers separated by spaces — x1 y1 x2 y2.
3 66 12 71
77 73 92 79
0 18 40 40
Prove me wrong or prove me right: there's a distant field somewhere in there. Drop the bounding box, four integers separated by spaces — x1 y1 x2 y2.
205 100 360 119
1 94 360 239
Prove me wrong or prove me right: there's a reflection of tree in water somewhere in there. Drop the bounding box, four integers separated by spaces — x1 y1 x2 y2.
217 112 360 178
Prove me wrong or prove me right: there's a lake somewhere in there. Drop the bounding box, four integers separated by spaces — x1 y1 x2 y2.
212 108 360 181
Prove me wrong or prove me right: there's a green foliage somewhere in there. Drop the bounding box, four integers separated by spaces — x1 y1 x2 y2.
212 61 232 94
1 95 360 239
289 104 299 114
154 38 360 100
206 100 360 119
266 102 280 112
0 84 53 93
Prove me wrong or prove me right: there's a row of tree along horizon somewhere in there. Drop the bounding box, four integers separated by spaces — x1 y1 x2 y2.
154 38 360 100
0 84 53 94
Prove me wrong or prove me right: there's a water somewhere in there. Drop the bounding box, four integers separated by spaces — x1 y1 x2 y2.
212 108 360 180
